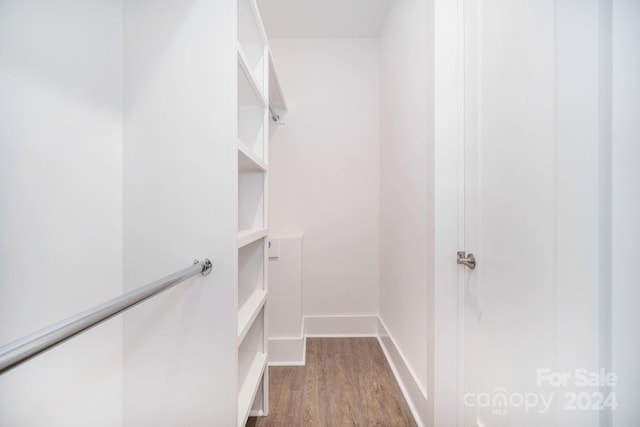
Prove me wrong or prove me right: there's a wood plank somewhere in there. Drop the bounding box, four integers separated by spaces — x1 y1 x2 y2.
246 338 417 427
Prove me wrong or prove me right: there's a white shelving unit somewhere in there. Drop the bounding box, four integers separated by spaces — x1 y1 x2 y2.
237 228 268 249
238 140 267 172
238 54 266 160
235 0 286 426
268 51 288 125
237 309 267 425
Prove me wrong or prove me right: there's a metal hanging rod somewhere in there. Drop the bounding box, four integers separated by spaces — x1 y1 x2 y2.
0 258 213 375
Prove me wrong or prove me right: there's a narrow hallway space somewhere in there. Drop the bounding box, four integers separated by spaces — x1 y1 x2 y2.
2 0 639 425
246 338 417 427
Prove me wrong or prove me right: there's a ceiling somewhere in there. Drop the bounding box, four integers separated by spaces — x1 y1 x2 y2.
256 0 392 39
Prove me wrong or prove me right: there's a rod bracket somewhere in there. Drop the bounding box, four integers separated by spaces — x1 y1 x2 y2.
194 258 213 276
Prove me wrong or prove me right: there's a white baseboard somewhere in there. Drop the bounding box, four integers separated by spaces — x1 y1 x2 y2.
268 336 306 366
304 314 379 337
266 315 429 427
377 317 429 427
268 315 378 365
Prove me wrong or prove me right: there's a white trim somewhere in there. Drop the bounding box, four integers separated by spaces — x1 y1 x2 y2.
268 313 305 365
268 336 305 366
304 314 379 337
268 315 378 365
433 0 465 425
377 318 428 427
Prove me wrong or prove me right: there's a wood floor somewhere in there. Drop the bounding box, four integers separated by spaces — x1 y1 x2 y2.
246 338 417 427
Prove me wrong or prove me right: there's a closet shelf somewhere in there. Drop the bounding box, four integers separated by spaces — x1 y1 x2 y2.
237 289 267 345
238 140 268 172
268 51 287 125
238 0 268 47
238 44 267 107
237 351 268 427
237 228 268 248
268 51 287 107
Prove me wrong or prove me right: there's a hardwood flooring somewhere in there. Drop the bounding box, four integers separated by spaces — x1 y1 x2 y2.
246 338 417 427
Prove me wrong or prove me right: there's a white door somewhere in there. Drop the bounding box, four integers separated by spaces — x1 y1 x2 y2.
462 1 608 426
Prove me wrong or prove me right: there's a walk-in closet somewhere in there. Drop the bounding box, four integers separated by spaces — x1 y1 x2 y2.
1 1 639 426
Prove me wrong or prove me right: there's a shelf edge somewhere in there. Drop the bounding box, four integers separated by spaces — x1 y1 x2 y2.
237 228 268 248
268 50 288 111
238 141 268 172
237 44 267 107
237 289 267 345
237 352 268 427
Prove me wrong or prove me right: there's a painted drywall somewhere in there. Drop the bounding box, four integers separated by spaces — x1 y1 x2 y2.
0 1 123 425
267 236 305 364
268 39 380 318
257 0 391 38
268 236 304 338
379 0 433 400
612 0 640 424
122 1 237 425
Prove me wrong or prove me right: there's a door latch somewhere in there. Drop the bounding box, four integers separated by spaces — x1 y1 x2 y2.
457 251 476 270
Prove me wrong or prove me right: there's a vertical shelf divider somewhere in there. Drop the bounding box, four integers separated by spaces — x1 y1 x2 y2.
235 0 277 425
235 1 286 425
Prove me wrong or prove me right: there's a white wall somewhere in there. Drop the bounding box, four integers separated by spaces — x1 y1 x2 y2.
612 0 640 424
267 236 305 364
268 39 380 318
379 0 433 405
268 237 304 338
122 0 237 425
0 1 123 425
